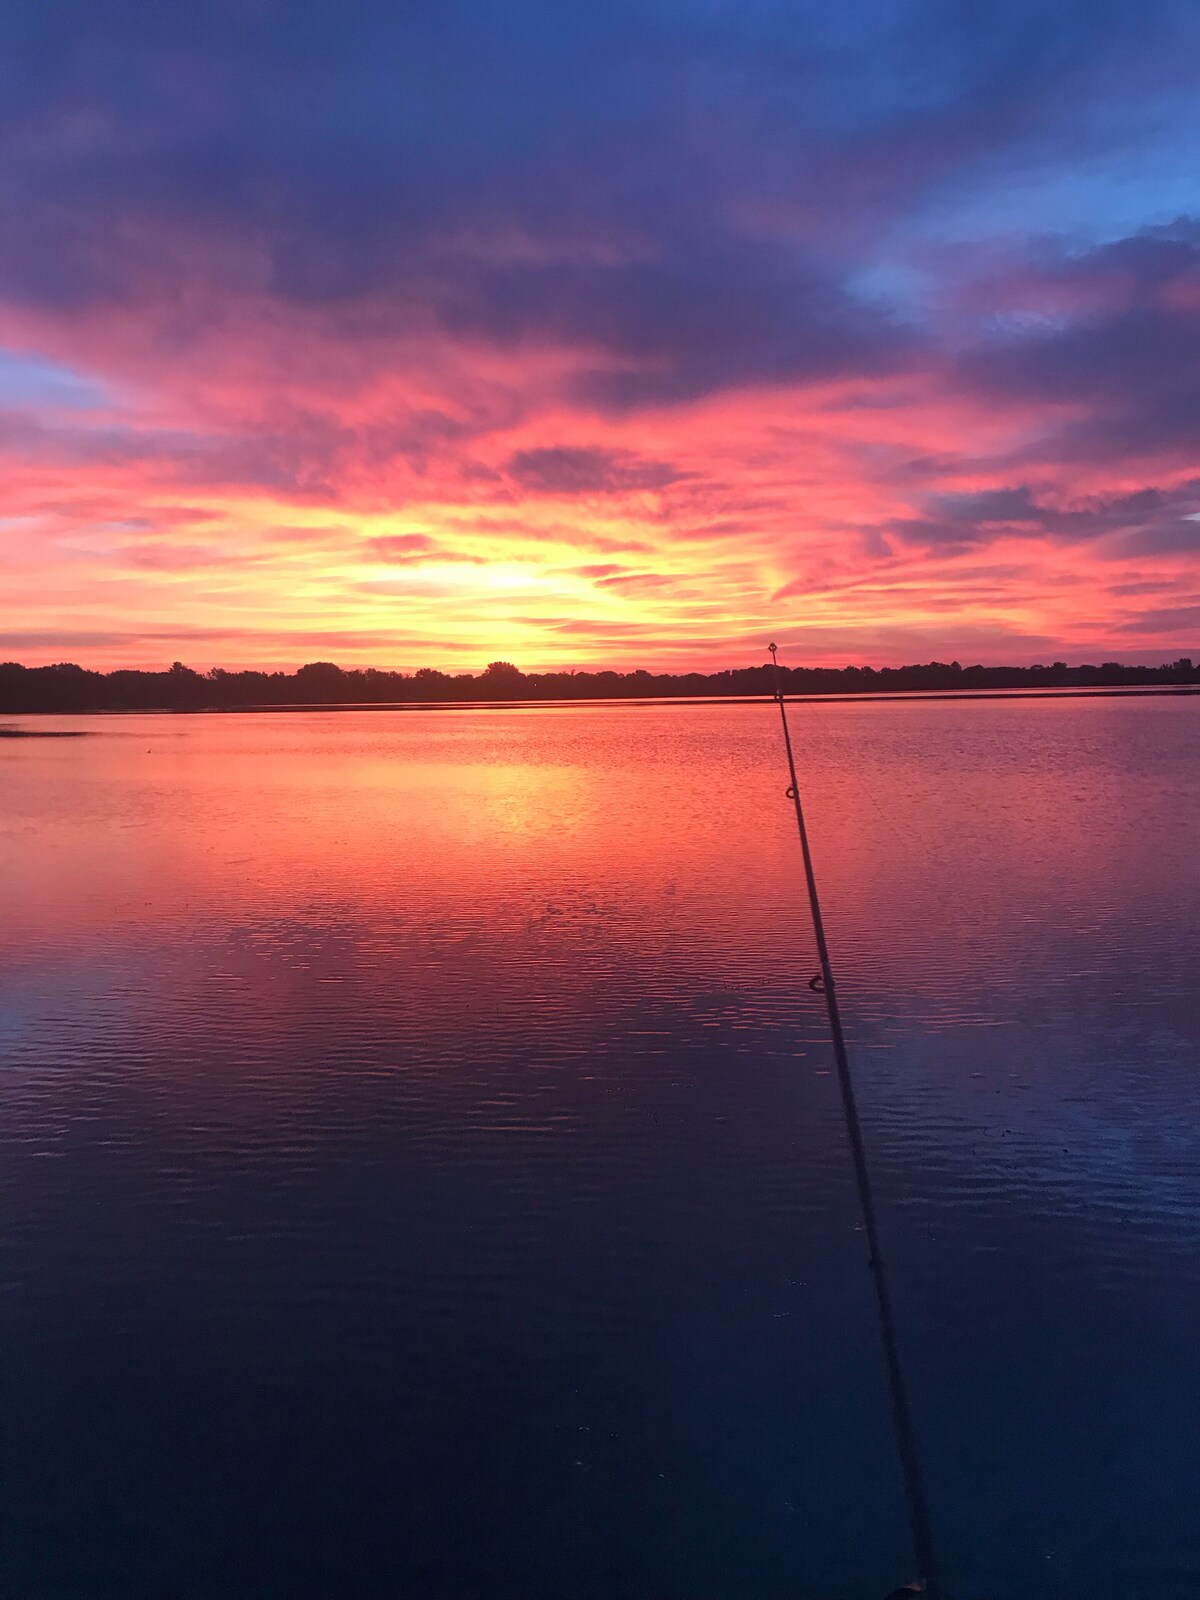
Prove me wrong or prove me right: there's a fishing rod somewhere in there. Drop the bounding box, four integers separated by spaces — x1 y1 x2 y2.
768 643 944 1600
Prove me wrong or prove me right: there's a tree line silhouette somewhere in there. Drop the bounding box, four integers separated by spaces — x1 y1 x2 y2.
2 655 1197 713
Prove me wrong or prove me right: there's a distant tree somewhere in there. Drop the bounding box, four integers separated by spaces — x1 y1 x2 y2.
478 661 525 697
294 661 348 702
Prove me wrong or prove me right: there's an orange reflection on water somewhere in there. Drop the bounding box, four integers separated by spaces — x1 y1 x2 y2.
4 697 1197 1026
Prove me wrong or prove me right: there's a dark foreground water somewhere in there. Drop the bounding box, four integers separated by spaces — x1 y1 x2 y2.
1 697 1198 1600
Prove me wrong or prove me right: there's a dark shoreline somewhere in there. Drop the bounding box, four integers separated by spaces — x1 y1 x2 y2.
5 684 1199 718
5 655 1197 715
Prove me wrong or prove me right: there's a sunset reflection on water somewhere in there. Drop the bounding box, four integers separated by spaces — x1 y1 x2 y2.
2 697 1198 1599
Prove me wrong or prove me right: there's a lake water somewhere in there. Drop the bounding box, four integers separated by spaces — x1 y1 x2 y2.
2 697 1198 1600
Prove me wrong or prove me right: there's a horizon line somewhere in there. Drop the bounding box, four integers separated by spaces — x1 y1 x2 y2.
3 653 1198 678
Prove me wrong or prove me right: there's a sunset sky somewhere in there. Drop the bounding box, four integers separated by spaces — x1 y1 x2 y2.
2 0 1199 672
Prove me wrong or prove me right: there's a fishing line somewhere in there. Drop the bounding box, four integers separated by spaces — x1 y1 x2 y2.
768 642 944 1600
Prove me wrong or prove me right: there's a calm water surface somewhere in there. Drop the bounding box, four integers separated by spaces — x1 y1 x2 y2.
2 698 1198 1599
